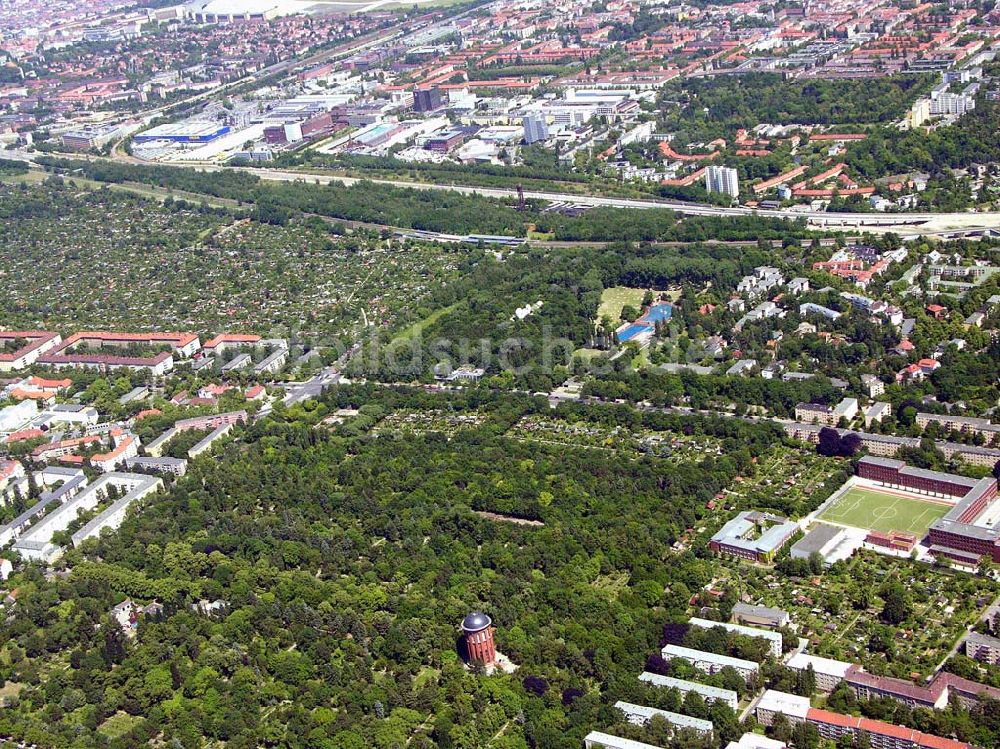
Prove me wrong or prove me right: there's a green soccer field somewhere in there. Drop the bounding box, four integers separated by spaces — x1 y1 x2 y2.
818 485 952 536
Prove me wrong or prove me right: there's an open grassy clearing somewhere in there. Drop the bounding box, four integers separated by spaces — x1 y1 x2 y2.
597 286 647 322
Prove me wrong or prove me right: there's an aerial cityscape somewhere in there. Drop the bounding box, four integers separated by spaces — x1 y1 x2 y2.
0 0 999 747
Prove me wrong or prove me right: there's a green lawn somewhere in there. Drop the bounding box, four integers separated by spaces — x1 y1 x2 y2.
98 712 144 739
598 287 647 323
818 485 951 536
391 302 460 344
573 347 607 362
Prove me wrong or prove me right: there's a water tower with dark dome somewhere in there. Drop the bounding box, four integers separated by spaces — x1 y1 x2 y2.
461 611 496 666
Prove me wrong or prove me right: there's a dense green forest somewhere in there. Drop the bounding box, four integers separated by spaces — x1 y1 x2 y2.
845 99 1000 177
352 241 776 391
0 387 782 749
660 73 931 132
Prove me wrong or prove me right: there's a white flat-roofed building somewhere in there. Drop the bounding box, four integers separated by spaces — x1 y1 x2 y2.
0 400 38 433
638 672 738 710
0 471 87 548
45 404 100 426
725 733 788 749
134 121 230 143
706 165 740 198
708 510 799 562
187 423 234 459
834 397 859 422
755 689 810 726
221 353 252 372
38 465 85 487
70 473 163 549
13 472 161 563
661 644 760 681
125 456 188 477
584 731 665 749
864 402 892 428
614 702 713 735
254 346 288 375
785 652 852 692
688 617 782 658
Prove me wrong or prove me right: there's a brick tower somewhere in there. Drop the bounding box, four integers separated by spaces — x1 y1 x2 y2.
461 612 496 666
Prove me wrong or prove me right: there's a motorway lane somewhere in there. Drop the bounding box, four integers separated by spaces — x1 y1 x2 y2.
221 167 1000 234
16 152 1000 236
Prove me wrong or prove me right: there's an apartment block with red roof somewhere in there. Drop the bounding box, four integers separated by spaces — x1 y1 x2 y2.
0 332 63 372
756 690 977 749
37 331 200 375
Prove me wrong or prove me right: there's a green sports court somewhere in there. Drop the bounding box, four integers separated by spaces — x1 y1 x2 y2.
818 484 953 537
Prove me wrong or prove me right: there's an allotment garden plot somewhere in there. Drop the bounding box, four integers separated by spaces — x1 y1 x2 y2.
505 415 722 463
370 409 488 437
722 445 846 517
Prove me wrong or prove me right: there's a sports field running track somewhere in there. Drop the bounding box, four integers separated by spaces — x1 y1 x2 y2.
818 485 953 536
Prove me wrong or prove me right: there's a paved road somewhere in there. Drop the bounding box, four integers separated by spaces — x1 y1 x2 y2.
17 149 1000 237
213 167 1000 236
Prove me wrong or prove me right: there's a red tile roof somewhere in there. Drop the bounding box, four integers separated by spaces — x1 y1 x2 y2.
0 331 60 363
807 707 972 749
5 428 45 443
26 376 71 389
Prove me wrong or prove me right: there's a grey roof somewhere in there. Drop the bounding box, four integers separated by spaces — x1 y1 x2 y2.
940 442 1000 459
39 466 85 479
583 731 665 749
659 363 715 375
791 523 843 556
70 474 163 547
859 456 906 470
1 481 73 536
127 456 186 466
187 424 233 458
637 672 738 704
710 511 798 556
51 404 89 413
462 612 491 632
125 456 187 471
661 644 760 672
731 602 788 624
919 412 1000 432
614 701 713 733
221 353 252 371
940 477 1000 524
930 519 999 542
899 465 979 488
966 631 1000 652
928 544 982 563
118 387 148 404
254 347 288 373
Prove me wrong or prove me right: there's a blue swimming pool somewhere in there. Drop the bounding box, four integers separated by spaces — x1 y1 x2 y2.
640 303 673 324
618 324 654 342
